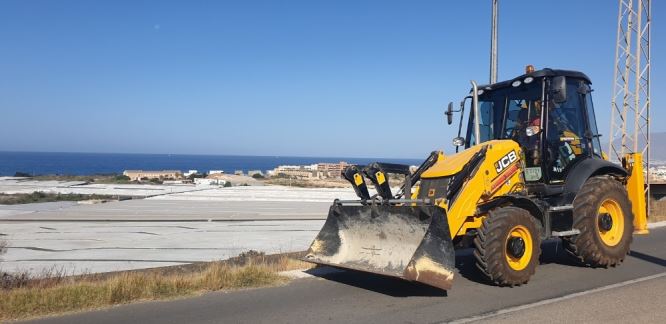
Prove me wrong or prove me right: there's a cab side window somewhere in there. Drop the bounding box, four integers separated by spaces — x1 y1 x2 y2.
584 91 603 157
546 80 591 182
467 101 495 147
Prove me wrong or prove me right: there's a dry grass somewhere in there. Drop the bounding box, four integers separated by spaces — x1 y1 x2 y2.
0 192 115 205
0 251 312 321
264 174 405 189
31 174 129 183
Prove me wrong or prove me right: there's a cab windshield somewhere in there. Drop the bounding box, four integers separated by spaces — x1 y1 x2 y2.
466 80 543 147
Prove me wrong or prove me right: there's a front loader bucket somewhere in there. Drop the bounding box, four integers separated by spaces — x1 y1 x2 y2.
304 204 456 290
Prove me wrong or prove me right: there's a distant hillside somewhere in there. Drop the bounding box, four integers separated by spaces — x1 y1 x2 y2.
602 132 666 163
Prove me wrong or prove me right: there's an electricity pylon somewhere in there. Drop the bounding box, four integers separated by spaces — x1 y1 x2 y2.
608 0 651 212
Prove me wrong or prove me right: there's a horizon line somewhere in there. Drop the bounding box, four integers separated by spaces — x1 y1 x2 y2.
0 149 424 162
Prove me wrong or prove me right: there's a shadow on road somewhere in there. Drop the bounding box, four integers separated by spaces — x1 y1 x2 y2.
303 247 506 296
629 250 666 267
304 239 612 296
304 242 576 295
455 240 581 285
535 239 666 269
538 239 582 267
304 267 448 297
453 248 490 285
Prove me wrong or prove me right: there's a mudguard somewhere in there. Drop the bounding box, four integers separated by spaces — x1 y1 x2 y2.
562 158 628 203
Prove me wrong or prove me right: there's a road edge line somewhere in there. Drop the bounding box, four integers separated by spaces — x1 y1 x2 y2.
447 271 666 324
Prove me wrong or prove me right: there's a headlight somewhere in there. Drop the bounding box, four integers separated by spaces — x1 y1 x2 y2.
526 126 541 137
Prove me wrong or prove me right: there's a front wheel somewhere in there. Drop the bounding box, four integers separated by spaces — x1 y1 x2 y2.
473 206 541 286
563 176 634 267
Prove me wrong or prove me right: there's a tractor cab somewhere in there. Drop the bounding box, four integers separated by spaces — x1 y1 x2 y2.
448 67 603 188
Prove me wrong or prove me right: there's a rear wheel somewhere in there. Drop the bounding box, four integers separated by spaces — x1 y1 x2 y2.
563 176 633 267
473 206 541 286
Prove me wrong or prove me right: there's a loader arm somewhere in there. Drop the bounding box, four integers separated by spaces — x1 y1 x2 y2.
418 140 526 239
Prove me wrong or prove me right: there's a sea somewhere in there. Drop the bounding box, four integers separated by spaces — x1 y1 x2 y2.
0 151 423 176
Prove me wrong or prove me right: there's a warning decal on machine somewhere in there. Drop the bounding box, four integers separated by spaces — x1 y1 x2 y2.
524 167 542 181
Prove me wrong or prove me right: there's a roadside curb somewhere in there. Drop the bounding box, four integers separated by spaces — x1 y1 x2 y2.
279 266 345 279
648 220 666 229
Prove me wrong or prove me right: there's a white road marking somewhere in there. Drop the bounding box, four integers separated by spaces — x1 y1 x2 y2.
648 220 666 229
446 271 666 323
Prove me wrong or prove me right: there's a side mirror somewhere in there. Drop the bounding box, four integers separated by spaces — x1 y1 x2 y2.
452 136 465 147
551 76 567 103
445 102 454 125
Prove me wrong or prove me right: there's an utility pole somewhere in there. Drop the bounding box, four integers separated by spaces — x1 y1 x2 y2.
489 0 498 84
609 0 651 210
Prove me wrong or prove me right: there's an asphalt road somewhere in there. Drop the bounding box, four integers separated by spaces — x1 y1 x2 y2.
24 227 666 324
474 273 666 323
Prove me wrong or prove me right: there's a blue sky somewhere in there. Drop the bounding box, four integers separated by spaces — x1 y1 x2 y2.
0 0 662 159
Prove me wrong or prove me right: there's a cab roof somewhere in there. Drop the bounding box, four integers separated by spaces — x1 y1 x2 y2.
478 68 592 90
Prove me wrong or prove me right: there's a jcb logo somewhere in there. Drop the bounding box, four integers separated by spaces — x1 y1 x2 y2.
495 150 518 174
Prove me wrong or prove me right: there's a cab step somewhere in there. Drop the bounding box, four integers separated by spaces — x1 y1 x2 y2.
551 229 581 237
548 205 574 212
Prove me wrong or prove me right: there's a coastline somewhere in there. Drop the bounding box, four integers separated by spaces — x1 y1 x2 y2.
0 151 422 177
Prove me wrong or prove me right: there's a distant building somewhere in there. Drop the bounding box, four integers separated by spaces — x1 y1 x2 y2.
123 170 183 181
234 170 245 176
163 179 192 185
194 178 226 186
274 164 317 172
649 166 666 182
183 170 199 177
270 163 353 179
209 170 225 175
316 162 349 178
271 165 318 179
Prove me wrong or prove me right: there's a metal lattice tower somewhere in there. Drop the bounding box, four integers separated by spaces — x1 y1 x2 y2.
608 0 651 192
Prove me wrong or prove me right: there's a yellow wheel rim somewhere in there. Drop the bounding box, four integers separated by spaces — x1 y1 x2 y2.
597 199 625 247
505 225 533 271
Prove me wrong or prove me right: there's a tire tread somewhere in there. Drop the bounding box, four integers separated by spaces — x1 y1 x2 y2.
563 176 634 267
474 206 541 286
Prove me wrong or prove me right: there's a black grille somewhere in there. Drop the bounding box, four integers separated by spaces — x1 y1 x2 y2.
418 177 450 201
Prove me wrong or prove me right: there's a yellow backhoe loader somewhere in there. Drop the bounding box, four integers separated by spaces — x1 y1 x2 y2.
305 67 648 290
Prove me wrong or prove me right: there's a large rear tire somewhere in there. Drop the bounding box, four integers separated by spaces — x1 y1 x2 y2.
473 206 541 286
563 176 633 267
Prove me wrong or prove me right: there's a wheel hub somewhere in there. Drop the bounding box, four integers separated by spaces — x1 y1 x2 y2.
507 237 526 258
598 213 613 231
